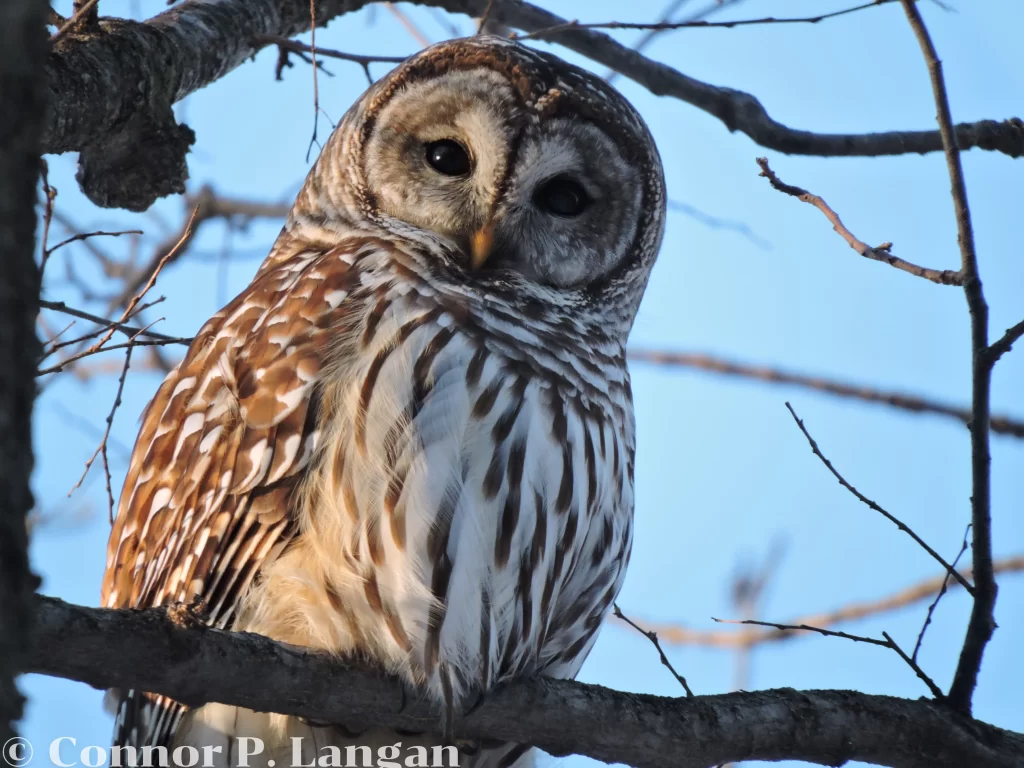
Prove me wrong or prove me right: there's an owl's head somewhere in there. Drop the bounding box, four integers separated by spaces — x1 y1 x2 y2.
300 36 665 304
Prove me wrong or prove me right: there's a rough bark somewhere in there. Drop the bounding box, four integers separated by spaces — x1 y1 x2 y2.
43 0 370 210
0 0 46 741
29 597 1024 768
42 0 1023 211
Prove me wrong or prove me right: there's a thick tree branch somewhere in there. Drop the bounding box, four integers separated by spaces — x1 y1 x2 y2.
0 0 46 740
43 0 1023 210
450 0 1024 157
28 597 1024 768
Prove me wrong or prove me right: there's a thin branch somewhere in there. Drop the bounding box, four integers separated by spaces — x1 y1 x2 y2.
613 603 694 696
36 321 180 377
881 631 945 700
38 300 185 344
899 0 996 715
385 2 433 46
987 318 1024 365
101 345 134 523
476 0 496 34
912 524 971 663
628 348 1024 439
755 157 962 285
252 34 406 69
28 596 1024 768
66 323 152 499
51 0 100 44
104 186 290 313
46 228 142 257
72 0 100 28
713 617 888 647
518 1 895 39
37 159 57 274
712 617 943 699
785 402 973 594
624 556 1024 649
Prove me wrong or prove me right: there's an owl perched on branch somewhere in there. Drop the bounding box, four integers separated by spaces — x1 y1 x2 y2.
102 35 665 767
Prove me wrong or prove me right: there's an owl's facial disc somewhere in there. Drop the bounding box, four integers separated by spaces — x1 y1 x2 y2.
362 67 645 289
362 68 517 253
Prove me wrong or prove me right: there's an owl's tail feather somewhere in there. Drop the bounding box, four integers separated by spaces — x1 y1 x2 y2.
174 704 533 768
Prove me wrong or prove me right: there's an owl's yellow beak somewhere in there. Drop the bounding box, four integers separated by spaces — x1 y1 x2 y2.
469 223 495 270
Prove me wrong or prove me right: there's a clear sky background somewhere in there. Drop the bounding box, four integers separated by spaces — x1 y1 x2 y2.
24 1 1024 766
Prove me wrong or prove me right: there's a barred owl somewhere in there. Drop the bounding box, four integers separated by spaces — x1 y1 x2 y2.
102 35 665 767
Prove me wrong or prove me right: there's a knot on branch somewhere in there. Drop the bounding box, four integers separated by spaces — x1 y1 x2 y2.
76 105 195 211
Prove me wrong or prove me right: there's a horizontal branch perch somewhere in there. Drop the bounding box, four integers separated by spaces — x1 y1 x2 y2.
27 597 1024 768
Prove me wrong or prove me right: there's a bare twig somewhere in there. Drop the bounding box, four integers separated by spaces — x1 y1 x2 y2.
106 189 284 314
476 0 496 34
47 229 143 258
72 0 100 28
252 35 406 83
38 300 185 344
51 0 100 43
518 1 893 40
625 556 1024 649
987 318 1024 365
713 617 889 647
785 402 973 594
67 323 151 501
613 603 694 696
628 348 1024 439
755 157 962 285
305 0 325 162
900 0 996 714
38 160 57 273
711 617 943 699
101 346 134 523
40 209 196 379
36 326 184 377
913 525 971 663
385 2 432 46
882 631 945 700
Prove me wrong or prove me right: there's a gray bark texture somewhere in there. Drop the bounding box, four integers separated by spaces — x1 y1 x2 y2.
0 0 46 741
41 0 1022 211
29 597 1024 768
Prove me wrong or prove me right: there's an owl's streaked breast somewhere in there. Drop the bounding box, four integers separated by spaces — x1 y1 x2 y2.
237 239 636 706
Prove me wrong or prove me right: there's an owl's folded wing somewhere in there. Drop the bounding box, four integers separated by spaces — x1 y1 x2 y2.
101 240 359 747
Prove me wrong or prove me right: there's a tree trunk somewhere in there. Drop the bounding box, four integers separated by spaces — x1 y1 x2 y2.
0 0 46 741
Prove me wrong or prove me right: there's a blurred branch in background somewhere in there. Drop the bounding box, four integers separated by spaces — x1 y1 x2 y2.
623 555 1024 650
628 349 1024 438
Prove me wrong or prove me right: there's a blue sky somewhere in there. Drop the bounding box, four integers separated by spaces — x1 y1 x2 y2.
24 1 1023 766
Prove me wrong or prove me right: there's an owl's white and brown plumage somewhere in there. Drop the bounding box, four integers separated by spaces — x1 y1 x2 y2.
102 36 665 766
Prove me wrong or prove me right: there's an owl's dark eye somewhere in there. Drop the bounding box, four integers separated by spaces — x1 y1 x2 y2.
425 139 472 177
534 177 591 217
